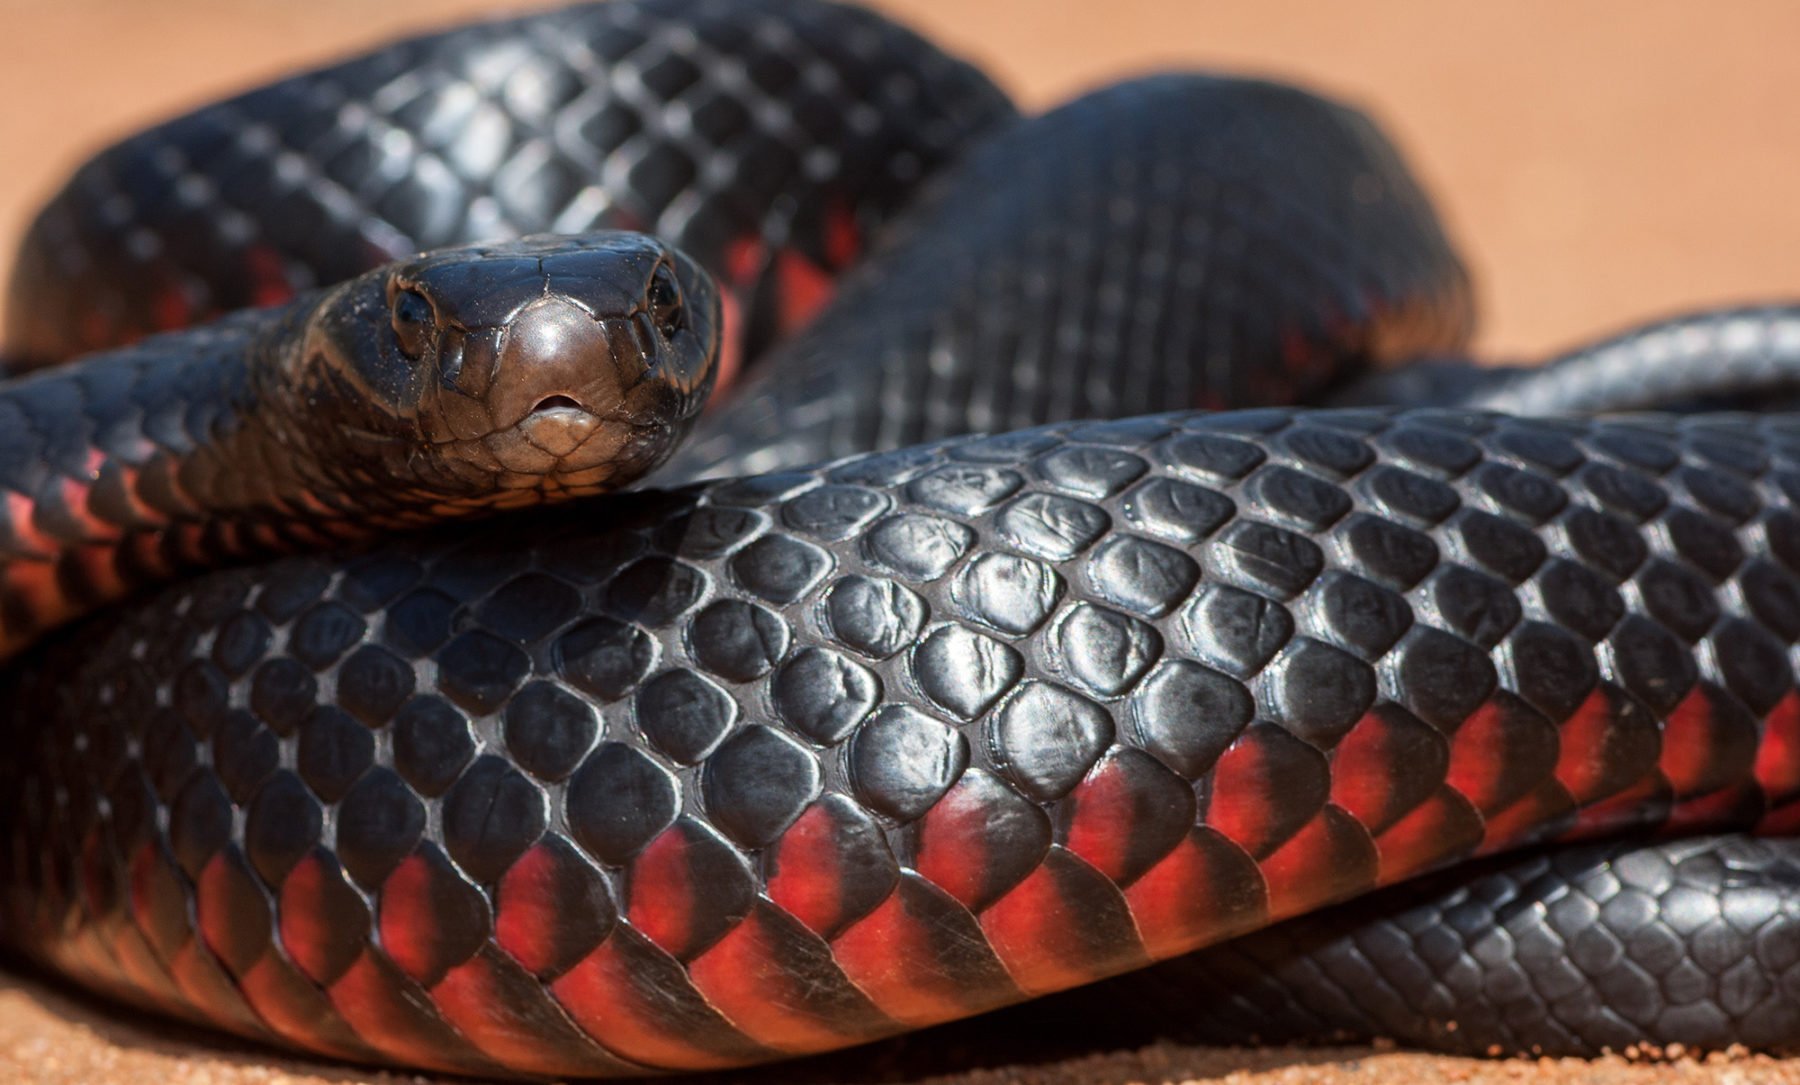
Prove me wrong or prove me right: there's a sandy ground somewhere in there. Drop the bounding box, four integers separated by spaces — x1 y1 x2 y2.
6 966 1800 1085
3 2 1800 1084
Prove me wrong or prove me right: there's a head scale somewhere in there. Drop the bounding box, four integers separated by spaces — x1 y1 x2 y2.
298 232 720 506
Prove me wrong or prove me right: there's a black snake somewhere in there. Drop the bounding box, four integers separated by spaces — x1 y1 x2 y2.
4 0 1800 1077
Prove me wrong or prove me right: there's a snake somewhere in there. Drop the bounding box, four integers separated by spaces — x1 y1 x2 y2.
0 231 719 657
4 0 1800 1078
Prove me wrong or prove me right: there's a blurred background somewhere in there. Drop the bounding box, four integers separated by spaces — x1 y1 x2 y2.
1 0 1797 360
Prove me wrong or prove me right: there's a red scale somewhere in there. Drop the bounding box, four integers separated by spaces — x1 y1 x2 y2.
550 931 755 1071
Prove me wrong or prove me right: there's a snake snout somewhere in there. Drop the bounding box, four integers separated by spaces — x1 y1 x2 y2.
461 293 703 483
483 298 637 429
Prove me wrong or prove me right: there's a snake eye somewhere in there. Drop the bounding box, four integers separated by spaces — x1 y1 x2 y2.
391 288 434 359
648 264 684 338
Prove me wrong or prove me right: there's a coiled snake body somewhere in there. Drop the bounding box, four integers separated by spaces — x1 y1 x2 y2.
6 1 1800 1077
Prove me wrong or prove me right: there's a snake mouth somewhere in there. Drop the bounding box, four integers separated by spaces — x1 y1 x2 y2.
526 393 603 426
532 394 587 414
517 393 610 459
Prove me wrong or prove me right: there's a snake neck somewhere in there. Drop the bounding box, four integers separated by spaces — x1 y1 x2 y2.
0 295 403 658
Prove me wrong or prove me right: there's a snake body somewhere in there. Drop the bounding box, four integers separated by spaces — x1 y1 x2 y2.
2 0 1013 380
5 0 1800 1078
1337 305 1800 416
664 73 1471 481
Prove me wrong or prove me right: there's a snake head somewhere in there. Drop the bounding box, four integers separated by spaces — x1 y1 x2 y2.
300 232 720 506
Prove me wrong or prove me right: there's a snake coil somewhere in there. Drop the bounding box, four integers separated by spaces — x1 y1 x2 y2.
5 0 1800 1078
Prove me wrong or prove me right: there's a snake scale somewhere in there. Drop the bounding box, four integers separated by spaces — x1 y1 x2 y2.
5 0 1800 1078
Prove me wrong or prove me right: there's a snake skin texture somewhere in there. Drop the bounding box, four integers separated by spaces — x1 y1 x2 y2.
1087 834 1800 1056
1336 304 1800 416
8 407 1800 1076
665 74 1472 481
0 233 719 659
10 0 1800 1075
0 308 292 653
3 0 1014 370
1466 304 1800 415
